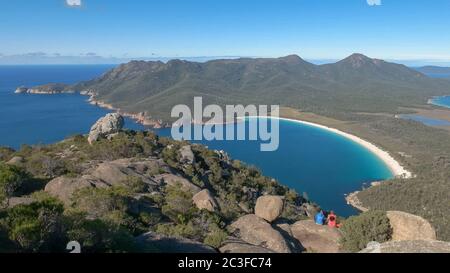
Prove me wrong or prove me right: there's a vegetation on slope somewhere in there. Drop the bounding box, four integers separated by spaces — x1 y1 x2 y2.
0 131 312 252
340 210 392 252
63 54 450 121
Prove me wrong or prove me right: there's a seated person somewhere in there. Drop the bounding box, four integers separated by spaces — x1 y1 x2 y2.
327 211 340 228
314 210 325 225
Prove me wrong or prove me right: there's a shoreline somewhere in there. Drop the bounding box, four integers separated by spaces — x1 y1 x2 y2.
248 116 412 179
428 96 450 109
13 88 413 179
82 92 168 129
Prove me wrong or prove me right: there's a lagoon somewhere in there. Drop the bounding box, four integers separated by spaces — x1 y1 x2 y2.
430 96 450 109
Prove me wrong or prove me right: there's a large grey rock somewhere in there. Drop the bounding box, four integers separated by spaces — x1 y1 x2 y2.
386 211 436 241
159 173 201 194
192 189 218 212
45 175 108 205
220 238 276 253
6 156 24 166
180 145 195 164
254 195 284 222
360 240 450 253
89 158 166 187
7 196 34 208
46 158 170 205
229 214 292 253
88 113 124 144
136 232 216 253
290 220 342 253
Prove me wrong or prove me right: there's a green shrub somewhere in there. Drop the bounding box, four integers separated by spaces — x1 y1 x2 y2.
340 210 392 252
0 163 30 205
1 197 65 252
64 210 138 253
155 221 202 239
0 147 15 162
161 185 196 224
204 226 228 248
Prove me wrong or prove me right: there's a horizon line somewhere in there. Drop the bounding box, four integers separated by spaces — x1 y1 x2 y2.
2 54 450 67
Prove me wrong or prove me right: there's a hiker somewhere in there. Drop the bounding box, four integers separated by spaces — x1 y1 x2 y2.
315 210 325 225
327 211 339 228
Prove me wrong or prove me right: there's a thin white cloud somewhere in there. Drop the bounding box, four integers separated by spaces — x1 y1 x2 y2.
367 0 382 6
66 0 82 7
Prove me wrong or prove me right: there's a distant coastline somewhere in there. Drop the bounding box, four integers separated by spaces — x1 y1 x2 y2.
15 86 168 129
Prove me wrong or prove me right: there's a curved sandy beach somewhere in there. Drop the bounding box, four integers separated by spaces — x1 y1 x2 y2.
247 116 412 179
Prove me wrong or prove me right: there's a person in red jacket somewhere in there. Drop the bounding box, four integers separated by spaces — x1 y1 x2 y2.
327 211 339 228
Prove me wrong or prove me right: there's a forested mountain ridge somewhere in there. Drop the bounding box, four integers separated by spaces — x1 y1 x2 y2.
28 53 450 121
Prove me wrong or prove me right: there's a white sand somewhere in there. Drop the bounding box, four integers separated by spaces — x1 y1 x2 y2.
246 116 412 179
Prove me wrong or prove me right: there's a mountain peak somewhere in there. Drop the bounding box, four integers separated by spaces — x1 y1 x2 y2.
278 54 304 63
340 53 381 68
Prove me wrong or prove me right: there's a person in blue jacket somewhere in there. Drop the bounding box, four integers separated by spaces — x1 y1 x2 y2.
315 210 325 225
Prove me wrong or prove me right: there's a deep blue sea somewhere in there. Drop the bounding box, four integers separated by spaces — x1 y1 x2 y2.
0 65 143 149
0 65 394 216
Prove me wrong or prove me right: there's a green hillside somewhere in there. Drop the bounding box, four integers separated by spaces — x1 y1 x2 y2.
68 54 450 121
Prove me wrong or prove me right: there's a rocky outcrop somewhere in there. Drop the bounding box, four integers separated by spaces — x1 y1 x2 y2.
89 158 167 186
87 113 124 144
14 83 70 94
254 195 284 222
192 189 218 212
219 238 276 253
6 156 24 166
360 240 450 253
136 232 216 253
290 220 342 253
386 211 437 241
45 158 169 204
158 173 201 194
180 145 195 164
229 214 292 253
7 197 34 208
45 175 108 205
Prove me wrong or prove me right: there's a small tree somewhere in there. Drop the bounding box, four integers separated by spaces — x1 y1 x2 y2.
161 184 196 224
4 198 65 252
340 210 392 252
0 163 29 207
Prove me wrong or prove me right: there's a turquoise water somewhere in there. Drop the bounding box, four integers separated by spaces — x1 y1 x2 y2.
157 118 393 216
430 96 450 109
0 65 394 216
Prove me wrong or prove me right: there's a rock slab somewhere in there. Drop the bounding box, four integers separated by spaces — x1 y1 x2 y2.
229 214 291 253
192 189 218 212
360 240 450 253
386 211 436 241
290 220 342 253
254 195 284 222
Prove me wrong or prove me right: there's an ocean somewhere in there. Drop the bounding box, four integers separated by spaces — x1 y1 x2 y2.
0 65 143 149
0 65 394 216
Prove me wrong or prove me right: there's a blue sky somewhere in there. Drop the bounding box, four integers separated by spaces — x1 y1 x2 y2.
1 0 450 63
